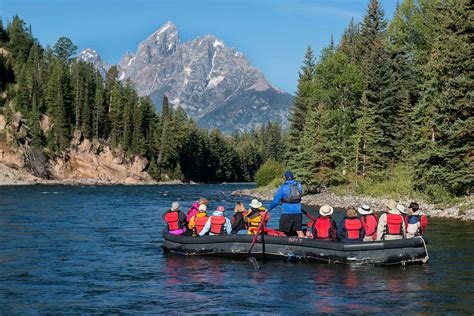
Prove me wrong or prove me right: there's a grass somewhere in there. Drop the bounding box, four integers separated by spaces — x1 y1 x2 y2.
330 165 425 201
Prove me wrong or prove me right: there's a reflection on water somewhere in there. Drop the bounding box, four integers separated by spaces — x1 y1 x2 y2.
0 184 473 313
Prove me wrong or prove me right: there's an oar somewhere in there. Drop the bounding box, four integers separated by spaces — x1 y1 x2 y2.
302 209 316 221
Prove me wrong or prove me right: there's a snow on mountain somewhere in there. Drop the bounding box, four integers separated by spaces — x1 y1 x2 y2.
81 22 293 133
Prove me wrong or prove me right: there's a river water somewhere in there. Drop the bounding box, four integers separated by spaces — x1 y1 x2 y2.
0 184 473 313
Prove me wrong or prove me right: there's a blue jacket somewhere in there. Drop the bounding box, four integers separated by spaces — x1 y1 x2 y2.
268 180 303 214
199 211 232 236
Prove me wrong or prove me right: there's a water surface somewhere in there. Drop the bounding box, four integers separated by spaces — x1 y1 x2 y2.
0 184 473 313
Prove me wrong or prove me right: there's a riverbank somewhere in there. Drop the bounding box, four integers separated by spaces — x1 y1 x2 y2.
231 187 474 221
0 162 185 186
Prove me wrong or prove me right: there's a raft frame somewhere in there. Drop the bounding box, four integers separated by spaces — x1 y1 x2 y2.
162 232 429 265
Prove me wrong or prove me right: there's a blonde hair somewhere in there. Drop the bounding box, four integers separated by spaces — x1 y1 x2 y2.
234 202 246 214
346 207 358 217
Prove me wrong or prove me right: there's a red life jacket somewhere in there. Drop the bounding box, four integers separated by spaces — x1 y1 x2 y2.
313 217 333 239
165 211 180 231
385 213 404 236
344 218 363 239
361 214 379 240
194 216 209 234
210 216 226 234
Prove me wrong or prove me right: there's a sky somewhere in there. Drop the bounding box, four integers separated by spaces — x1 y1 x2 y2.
1 0 397 94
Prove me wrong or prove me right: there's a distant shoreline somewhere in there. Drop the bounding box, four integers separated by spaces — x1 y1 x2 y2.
231 187 474 222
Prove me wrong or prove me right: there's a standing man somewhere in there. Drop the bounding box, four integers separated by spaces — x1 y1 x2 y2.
267 171 304 237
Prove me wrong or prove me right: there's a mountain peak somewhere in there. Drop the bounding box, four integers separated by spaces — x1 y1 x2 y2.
77 48 110 78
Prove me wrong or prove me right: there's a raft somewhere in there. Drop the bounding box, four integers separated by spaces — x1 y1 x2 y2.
162 232 429 265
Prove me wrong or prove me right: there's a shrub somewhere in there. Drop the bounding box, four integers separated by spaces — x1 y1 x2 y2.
255 160 285 187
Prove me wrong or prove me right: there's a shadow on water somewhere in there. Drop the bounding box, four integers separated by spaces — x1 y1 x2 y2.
0 184 473 313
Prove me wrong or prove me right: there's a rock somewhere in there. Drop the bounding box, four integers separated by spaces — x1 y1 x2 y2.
232 188 474 221
71 129 83 147
39 114 52 134
130 156 148 174
0 115 5 130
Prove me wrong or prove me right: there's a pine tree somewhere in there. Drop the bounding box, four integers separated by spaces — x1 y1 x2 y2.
53 37 77 61
413 0 473 198
45 60 71 150
287 46 316 170
6 15 34 68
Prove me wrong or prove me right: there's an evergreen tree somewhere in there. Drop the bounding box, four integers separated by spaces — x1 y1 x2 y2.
287 46 316 169
413 0 473 197
53 36 77 61
6 15 34 68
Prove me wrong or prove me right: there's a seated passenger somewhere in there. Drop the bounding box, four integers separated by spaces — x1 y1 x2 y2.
311 204 337 240
199 205 232 236
188 204 208 236
358 205 378 241
186 201 200 223
337 207 365 243
376 200 406 240
163 202 188 235
244 199 269 235
406 202 428 238
231 202 247 234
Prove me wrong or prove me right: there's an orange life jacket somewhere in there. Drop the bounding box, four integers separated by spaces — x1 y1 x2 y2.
210 216 226 234
385 213 404 236
313 216 334 239
344 218 363 239
194 216 209 234
164 211 180 231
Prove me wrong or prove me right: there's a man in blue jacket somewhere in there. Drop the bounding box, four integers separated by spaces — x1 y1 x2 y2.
267 171 304 237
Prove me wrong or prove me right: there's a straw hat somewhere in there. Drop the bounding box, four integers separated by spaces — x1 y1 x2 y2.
397 204 407 214
385 199 397 211
319 204 334 216
198 204 207 212
249 199 263 209
357 205 373 215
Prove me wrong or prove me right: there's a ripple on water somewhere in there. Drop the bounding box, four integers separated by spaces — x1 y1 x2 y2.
0 184 473 313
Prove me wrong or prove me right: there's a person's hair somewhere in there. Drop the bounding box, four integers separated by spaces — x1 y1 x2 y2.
199 198 208 206
234 202 245 213
346 207 357 217
409 202 419 212
171 201 180 211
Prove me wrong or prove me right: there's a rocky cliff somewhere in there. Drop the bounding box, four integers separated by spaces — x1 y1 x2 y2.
78 21 293 133
0 114 155 185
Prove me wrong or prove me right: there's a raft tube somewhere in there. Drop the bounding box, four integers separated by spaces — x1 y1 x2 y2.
162 232 429 265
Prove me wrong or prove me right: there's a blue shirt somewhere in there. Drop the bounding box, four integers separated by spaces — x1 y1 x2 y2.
199 211 232 236
268 180 303 214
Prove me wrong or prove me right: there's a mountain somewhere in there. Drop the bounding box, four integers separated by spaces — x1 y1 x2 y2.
80 22 293 133
77 48 110 78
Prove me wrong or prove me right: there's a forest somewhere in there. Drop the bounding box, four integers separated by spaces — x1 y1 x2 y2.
286 0 472 201
0 16 285 183
0 0 471 202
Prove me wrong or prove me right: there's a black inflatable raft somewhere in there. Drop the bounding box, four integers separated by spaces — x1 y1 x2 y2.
162 232 429 265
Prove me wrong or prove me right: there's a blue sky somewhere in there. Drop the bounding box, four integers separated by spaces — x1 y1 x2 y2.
1 0 397 93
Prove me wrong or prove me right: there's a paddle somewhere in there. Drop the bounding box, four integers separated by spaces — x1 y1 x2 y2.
246 214 266 258
302 209 316 222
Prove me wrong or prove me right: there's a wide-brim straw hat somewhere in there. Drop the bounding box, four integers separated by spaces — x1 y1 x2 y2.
249 199 263 209
198 204 207 212
385 199 397 211
357 205 373 215
319 204 334 216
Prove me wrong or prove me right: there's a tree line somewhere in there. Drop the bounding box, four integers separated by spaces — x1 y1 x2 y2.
0 16 286 182
287 0 472 200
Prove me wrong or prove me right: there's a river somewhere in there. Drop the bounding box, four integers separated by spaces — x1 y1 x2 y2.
0 184 473 313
